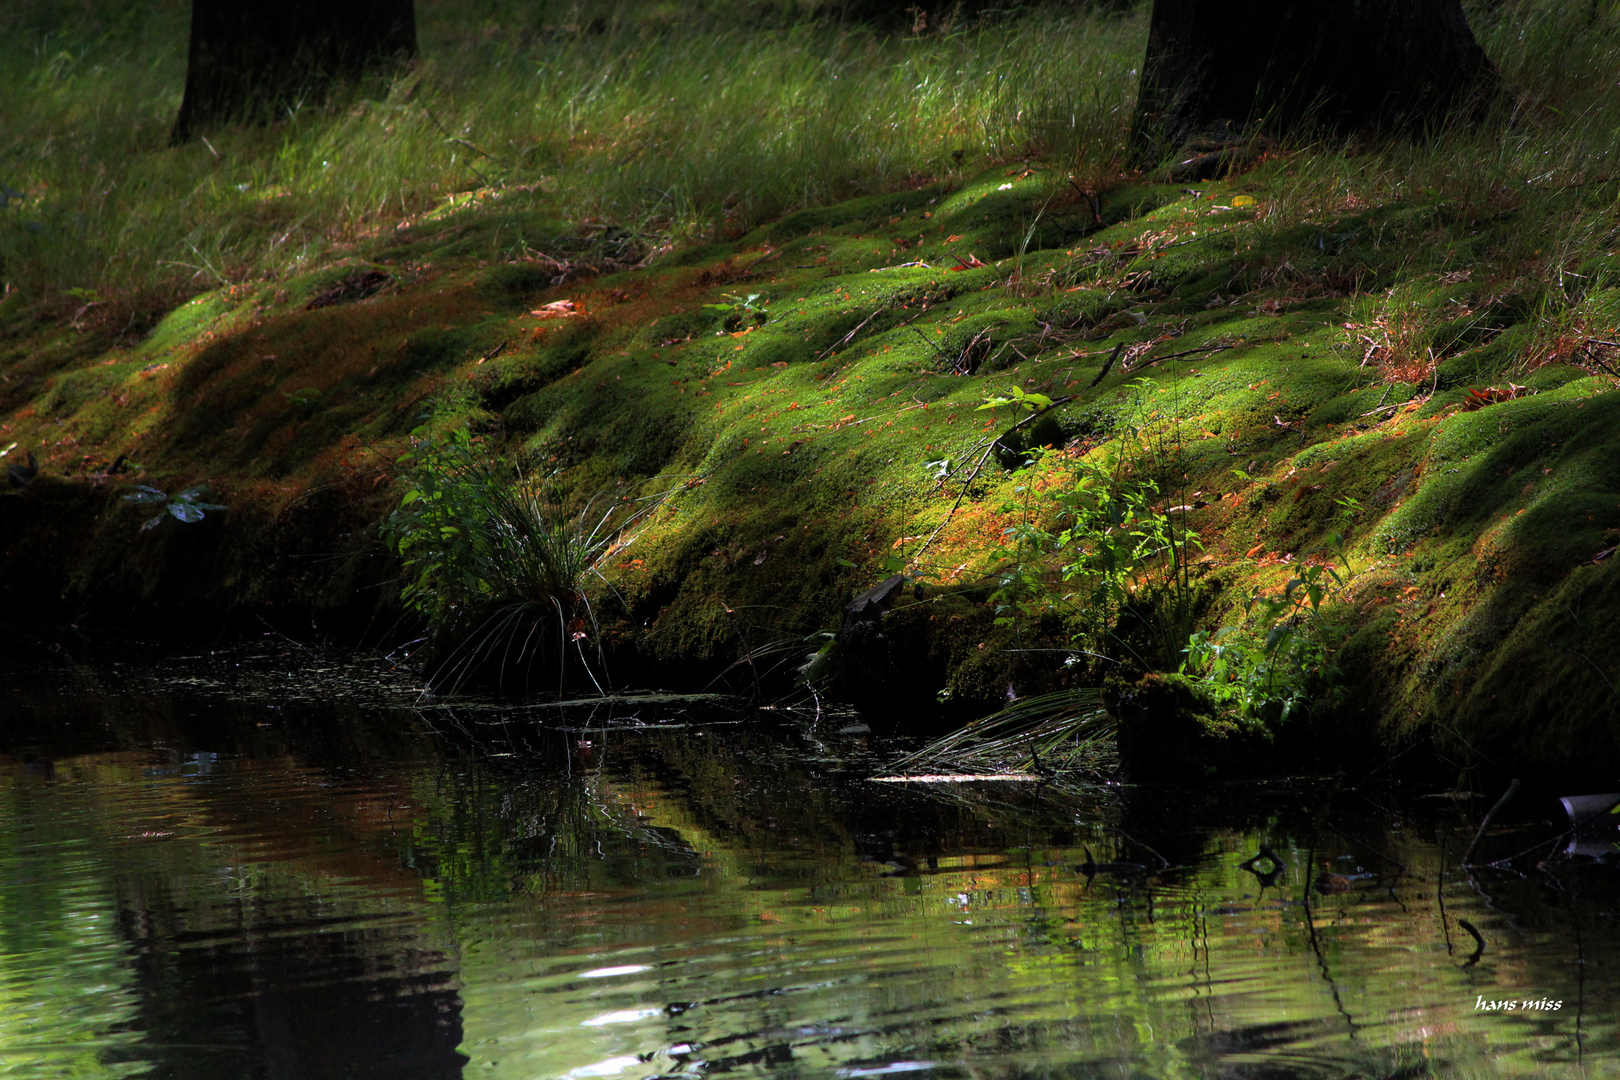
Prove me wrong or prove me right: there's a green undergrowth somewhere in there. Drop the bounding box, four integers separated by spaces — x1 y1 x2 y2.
10 0 1620 776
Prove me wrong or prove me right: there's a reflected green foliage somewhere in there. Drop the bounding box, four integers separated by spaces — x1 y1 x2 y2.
2 643 1619 1079
0 779 157 1079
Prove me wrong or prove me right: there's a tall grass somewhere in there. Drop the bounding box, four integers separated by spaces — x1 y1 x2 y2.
8 0 1620 366
0 0 1143 310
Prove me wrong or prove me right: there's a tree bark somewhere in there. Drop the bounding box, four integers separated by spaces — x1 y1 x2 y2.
1132 0 1500 154
172 0 417 145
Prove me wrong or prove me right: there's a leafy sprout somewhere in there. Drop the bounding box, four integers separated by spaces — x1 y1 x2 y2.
122 484 227 531
976 386 1054 414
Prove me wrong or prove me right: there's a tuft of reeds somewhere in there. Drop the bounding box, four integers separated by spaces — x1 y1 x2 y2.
890 688 1116 778
385 423 664 696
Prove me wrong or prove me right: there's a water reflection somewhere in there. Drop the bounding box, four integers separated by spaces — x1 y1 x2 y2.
0 635 1617 1079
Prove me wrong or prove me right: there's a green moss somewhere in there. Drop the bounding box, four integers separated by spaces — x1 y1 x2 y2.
12 144 1620 778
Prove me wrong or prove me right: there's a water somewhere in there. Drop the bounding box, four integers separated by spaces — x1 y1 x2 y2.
2 634 1617 1079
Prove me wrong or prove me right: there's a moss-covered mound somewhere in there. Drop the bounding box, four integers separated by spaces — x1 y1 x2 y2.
5 156 1620 780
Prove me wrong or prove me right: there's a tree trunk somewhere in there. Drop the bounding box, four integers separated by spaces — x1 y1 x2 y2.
1132 0 1500 155
172 0 417 144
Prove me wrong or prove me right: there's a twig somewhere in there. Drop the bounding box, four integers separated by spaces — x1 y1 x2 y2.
738 247 781 278
913 442 997 562
1086 341 1126 389
1159 225 1240 250
815 307 887 363
1463 778 1521 867
1351 741 1420 785
1437 832 1454 955
1325 823 1408 873
418 103 494 188
1587 354 1620 378
1357 382 1408 418
1573 895 1587 1064
911 398 1070 562
1554 642 1616 696
256 615 317 654
909 326 956 365
1112 826 1171 869
1482 823 1580 868
1301 774 1358 1036
1127 343 1232 371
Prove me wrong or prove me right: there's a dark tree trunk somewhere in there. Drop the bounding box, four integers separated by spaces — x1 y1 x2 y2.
172 0 417 144
1132 0 1500 154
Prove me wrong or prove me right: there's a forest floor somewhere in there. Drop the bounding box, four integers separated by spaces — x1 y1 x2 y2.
5 1 1620 782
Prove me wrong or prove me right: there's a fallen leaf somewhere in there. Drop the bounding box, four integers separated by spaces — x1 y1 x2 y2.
530 299 581 319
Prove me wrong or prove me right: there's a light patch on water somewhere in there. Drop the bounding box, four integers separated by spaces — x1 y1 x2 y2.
838 1062 936 1077
578 964 651 979
566 1054 646 1077
581 1008 663 1027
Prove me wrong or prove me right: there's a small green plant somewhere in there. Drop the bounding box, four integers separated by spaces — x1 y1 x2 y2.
977 385 1054 414
122 484 227 531
1181 497 1361 723
704 292 770 331
992 456 1171 634
383 422 657 694
984 383 1205 676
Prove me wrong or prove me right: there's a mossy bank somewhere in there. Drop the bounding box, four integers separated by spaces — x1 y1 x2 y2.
7 152 1620 783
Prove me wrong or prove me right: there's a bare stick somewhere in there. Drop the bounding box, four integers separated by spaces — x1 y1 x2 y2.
1127 343 1232 371
912 395 1077 560
1437 831 1453 955
815 307 886 363
1086 341 1126 389
912 442 997 562
909 326 955 365
1462 778 1521 868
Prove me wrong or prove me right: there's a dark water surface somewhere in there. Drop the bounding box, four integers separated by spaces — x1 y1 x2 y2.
3 634 1617 1079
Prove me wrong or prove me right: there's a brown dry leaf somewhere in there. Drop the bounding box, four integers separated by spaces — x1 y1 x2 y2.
1460 383 1532 411
530 299 582 319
